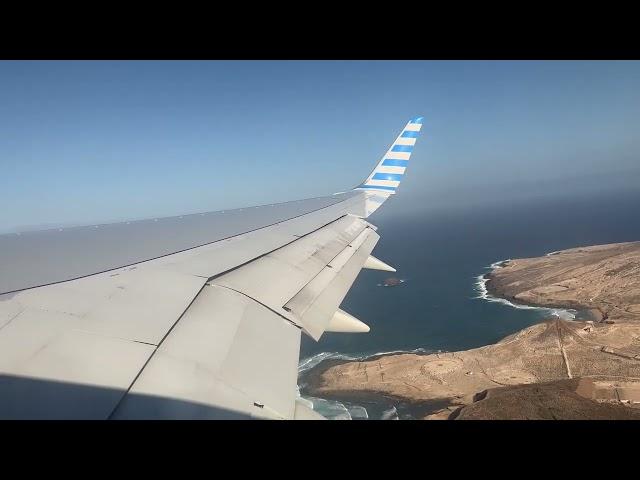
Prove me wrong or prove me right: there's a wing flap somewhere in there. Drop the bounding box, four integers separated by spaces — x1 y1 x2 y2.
111 284 301 419
207 214 379 340
284 228 379 340
211 215 367 310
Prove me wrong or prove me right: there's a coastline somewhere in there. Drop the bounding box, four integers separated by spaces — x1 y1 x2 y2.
299 254 578 419
298 348 436 420
299 241 640 419
299 352 446 420
474 259 579 320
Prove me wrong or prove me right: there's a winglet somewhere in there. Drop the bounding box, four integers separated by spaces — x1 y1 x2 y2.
355 116 423 195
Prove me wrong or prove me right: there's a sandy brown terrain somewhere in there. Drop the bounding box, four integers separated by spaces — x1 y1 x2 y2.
488 241 640 324
300 241 640 419
454 377 640 420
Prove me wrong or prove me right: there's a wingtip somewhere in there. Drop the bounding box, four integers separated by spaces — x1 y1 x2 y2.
353 116 423 202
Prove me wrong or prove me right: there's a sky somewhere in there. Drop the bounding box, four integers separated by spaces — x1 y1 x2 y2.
1 60 640 233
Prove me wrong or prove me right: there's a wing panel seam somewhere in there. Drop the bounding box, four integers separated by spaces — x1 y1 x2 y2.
1 193 364 296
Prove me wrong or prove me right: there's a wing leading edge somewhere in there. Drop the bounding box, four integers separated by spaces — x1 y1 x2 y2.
0 117 424 419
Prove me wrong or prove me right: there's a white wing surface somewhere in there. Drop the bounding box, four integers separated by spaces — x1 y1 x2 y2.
0 117 423 419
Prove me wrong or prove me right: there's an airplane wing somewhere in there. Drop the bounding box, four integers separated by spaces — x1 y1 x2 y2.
0 116 424 419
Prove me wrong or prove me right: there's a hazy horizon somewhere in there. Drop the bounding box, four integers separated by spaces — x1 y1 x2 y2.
2 60 640 233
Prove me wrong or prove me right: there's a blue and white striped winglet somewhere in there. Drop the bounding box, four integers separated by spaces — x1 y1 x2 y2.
355 116 423 194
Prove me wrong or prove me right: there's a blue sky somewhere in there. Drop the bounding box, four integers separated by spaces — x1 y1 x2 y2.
2 61 640 232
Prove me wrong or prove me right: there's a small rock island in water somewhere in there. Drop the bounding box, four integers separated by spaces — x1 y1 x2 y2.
381 277 404 287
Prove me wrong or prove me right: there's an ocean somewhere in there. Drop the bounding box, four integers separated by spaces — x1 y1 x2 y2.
297 188 640 419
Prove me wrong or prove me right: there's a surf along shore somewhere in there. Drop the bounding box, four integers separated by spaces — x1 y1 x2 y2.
299 241 640 419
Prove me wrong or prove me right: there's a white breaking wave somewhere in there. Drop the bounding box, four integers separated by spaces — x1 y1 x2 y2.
297 347 433 420
473 259 576 320
297 351 361 375
304 396 353 420
295 385 315 410
297 353 362 420
381 406 399 420
300 395 368 420
377 278 406 287
298 348 433 376
347 405 369 420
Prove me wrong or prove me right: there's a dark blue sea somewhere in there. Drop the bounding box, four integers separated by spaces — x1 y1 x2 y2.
298 188 640 419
